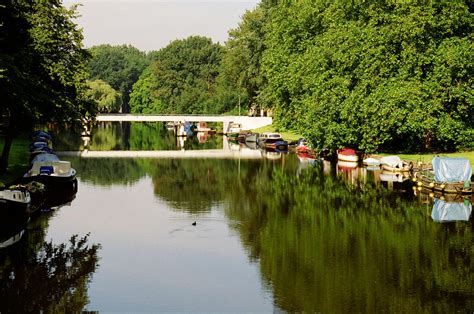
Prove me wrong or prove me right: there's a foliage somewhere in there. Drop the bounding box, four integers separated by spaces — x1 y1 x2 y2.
85 79 122 113
261 1 473 152
87 44 150 112
214 6 268 114
129 36 224 114
128 67 164 114
0 1 95 174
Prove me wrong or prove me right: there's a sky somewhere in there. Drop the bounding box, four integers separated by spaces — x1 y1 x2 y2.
63 0 260 51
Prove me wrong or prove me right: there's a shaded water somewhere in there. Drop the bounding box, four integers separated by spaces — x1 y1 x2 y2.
1 122 473 312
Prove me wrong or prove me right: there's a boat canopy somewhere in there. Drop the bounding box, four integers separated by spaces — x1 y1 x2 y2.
380 156 402 167
31 153 60 163
432 157 472 182
431 198 472 222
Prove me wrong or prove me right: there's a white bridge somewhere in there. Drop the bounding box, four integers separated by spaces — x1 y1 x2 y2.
96 114 272 131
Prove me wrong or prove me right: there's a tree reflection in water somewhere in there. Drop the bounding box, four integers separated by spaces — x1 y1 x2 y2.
0 213 100 313
225 165 474 312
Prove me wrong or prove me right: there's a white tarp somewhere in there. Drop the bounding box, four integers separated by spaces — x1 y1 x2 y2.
431 198 472 222
380 156 401 167
432 157 472 182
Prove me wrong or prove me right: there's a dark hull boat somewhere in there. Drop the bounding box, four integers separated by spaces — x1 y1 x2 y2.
0 189 31 213
0 188 31 249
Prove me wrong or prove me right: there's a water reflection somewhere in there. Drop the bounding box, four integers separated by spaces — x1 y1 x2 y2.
431 198 472 222
0 206 28 249
0 213 100 313
12 122 473 311
52 122 222 151
224 165 473 312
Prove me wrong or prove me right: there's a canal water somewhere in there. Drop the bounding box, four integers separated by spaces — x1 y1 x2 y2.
1 122 472 312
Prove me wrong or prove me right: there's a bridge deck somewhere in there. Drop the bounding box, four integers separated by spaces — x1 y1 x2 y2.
95 114 272 130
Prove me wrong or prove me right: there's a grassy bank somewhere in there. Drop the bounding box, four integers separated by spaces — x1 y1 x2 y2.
386 152 474 167
0 136 30 184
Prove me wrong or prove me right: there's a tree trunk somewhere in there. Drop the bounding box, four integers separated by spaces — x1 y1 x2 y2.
0 119 15 175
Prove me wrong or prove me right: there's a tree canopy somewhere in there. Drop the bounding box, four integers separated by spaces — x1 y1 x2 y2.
87 44 151 112
0 0 95 174
129 36 224 114
85 79 122 113
260 0 473 152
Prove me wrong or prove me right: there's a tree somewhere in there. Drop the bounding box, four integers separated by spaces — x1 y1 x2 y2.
130 36 224 114
87 44 150 113
85 79 122 113
261 0 473 152
128 67 164 114
215 6 268 115
0 0 95 174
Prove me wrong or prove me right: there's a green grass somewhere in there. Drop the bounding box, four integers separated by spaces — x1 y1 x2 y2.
381 151 474 167
0 136 30 184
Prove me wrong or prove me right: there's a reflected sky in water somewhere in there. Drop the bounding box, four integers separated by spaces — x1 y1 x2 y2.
46 178 274 312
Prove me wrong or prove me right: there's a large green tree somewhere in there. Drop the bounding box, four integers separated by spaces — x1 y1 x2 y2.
262 1 473 152
87 44 150 113
0 0 95 174
129 36 224 114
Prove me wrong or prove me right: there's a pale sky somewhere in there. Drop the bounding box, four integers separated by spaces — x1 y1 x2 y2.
63 0 260 51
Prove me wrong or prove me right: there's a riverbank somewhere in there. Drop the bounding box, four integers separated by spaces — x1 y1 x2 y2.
252 125 474 167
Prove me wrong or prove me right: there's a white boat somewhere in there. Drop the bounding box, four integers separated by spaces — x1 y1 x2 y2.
257 132 282 147
380 156 412 172
0 189 31 210
363 157 381 167
23 153 76 185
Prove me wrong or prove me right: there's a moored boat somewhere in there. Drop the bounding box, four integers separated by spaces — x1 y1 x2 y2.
263 138 289 152
22 153 76 185
337 148 359 162
413 157 473 194
362 157 381 167
380 156 412 172
295 138 313 154
0 188 31 212
257 133 284 148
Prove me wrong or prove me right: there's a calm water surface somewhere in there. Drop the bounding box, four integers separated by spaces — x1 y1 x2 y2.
0 122 472 312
